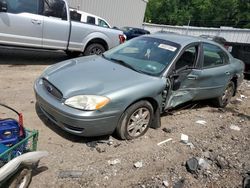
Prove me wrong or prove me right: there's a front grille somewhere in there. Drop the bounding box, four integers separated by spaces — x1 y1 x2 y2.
42 78 63 100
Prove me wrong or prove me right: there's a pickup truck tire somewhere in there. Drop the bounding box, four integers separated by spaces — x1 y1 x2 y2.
65 51 81 58
84 43 105 56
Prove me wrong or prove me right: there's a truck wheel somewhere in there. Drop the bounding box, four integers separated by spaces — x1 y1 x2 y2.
65 50 81 58
213 81 235 108
8 168 32 188
84 43 105 56
116 101 153 140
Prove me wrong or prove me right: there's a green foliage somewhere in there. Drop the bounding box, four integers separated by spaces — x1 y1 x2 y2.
145 0 250 28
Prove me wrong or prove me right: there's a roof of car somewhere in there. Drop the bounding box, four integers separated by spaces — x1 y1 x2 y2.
148 33 217 47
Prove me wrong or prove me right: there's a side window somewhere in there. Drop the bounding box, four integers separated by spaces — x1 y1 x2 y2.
203 43 228 68
98 19 109 28
70 10 81 22
5 0 39 14
44 0 67 20
87 16 95 24
175 46 198 71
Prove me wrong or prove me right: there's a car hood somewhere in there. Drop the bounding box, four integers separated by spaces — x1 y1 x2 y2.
42 55 159 98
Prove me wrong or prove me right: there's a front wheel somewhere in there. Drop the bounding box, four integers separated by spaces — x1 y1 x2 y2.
116 101 154 140
213 81 235 108
83 43 105 56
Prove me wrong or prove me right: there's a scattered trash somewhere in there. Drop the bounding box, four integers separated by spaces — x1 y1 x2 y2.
195 120 207 125
86 141 98 149
108 159 121 165
173 178 185 188
186 157 198 174
240 94 247 99
163 180 169 187
180 134 189 144
236 98 243 102
230 125 241 131
58 170 83 179
157 138 173 146
134 161 143 168
162 127 172 133
198 158 210 170
215 155 229 169
186 142 195 149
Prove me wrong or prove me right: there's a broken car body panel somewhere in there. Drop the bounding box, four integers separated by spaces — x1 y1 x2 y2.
34 34 245 137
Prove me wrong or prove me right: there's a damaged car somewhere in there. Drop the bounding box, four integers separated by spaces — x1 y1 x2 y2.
34 34 245 140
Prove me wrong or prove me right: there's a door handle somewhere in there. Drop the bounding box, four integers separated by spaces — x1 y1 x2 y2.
187 75 198 80
31 19 41 25
225 71 231 75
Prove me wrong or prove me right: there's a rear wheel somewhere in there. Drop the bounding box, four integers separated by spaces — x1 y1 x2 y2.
116 101 153 140
84 43 105 56
213 81 235 108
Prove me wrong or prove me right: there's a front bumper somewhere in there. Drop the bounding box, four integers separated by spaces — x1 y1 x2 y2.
34 79 121 137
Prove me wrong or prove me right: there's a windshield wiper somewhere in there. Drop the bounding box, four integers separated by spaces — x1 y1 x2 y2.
110 58 141 73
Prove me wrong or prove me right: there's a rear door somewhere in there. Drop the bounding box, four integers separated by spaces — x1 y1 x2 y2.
42 0 70 49
194 42 232 100
0 0 43 47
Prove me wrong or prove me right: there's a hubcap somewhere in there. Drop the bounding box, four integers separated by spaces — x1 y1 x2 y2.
90 48 103 55
127 107 150 137
222 84 234 104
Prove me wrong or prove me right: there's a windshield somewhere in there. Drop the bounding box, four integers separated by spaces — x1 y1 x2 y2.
103 37 180 76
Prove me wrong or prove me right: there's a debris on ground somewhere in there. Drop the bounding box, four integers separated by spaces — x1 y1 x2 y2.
240 94 248 99
195 120 207 125
186 157 198 174
243 172 250 188
58 171 83 179
230 125 241 131
198 158 210 170
162 127 172 133
215 155 230 169
162 180 169 187
134 161 143 168
180 134 189 144
157 138 173 146
108 159 121 165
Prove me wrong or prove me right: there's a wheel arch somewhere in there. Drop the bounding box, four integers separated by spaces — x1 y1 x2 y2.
84 38 108 52
119 97 161 129
231 75 238 96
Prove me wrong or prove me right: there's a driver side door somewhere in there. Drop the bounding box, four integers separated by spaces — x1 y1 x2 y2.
165 43 202 109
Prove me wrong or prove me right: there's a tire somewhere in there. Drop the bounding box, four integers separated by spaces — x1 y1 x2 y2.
65 50 81 58
116 101 154 140
213 81 235 108
8 168 32 188
83 43 105 56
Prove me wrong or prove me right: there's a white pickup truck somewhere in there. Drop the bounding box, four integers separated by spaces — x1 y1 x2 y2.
0 0 125 57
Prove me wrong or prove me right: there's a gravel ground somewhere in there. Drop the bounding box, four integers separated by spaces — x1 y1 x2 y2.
0 48 249 188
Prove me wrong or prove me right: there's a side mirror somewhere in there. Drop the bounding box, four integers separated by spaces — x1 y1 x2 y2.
0 1 7 12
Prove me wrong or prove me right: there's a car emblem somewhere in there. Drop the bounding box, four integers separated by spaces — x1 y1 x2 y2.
46 85 53 93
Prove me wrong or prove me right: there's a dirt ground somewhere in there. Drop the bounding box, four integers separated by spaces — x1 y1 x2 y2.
0 47 249 188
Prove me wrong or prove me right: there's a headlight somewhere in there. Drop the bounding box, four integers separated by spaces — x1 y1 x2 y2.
64 95 110 110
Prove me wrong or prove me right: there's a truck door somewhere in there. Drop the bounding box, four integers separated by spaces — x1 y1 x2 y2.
0 0 43 47
42 0 70 50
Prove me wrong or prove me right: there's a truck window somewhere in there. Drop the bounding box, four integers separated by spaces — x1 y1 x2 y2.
98 19 109 28
70 10 81 22
3 0 39 14
87 16 95 25
44 0 67 20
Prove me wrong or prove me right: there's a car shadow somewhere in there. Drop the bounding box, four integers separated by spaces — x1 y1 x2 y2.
35 103 111 144
0 47 72 65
